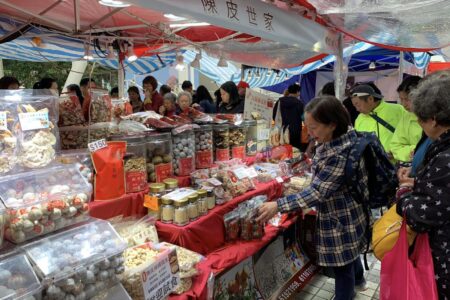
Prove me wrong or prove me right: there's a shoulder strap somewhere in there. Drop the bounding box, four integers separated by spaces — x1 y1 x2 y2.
369 113 395 133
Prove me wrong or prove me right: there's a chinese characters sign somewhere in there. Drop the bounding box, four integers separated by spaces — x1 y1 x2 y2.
244 89 274 127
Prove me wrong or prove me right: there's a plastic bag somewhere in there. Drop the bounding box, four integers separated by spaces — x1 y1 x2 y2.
58 93 85 126
112 215 159 246
91 141 126 200
0 105 18 174
224 211 240 242
158 242 204 279
88 89 112 123
118 120 151 134
112 98 132 120
380 220 438 300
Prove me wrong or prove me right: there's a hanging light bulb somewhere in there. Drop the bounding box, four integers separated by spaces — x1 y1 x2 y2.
83 44 93 60
190 52 201 68
217 56 228 67
255 69 261 79
175 52 185 71
127 44 137 62
369 61 376 70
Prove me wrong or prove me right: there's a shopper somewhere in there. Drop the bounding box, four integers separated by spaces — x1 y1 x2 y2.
177 91 192 114
390 76 423 163
321 81 359 126
67 84 84 107
0 76 20 90
351 83 405 154
218 81 244 114
272 83 304 150
80 78 97 120
214 88 222 112
396 72 450 300
110 87 119 98
142 75 163 112
258 96 368 300
182 80 197 103
159 84 172 97
237 81 250 102
159 92 178 117
37 77 59 95
127 86 143 113
193 85 216 113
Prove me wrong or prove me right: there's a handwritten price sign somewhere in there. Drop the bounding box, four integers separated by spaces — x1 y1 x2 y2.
88 139 107 153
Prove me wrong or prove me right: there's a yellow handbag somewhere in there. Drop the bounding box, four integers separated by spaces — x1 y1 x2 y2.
372 204 417 260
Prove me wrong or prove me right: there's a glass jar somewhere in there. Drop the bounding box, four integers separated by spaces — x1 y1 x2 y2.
194 125 213 169
244 120 257 156
229 124 247 160
110 134 148 193
256 120 270 152
147 183 166 220
172 129 195 176
163 178 178 194
187 194 199 221
206 190 216 210
161 197 175 224
174 199 189 226
145 132 174 182
213 124 230 162
197 189 208 215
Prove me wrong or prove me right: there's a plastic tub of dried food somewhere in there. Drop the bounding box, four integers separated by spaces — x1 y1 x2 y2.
194 125 213 169
22 219 127 299
213 124 230 162
172 128 195 176
229 124 247 160
243 120 257 156
144 132 173 183
0 165 92 243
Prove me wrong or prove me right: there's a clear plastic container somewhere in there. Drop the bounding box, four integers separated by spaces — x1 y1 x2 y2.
213 124 230 162
173 199 189 226
147 183 166 220
161 197 175 224
145 132 173 182
0 252 41 300
59 122 119 150
256 120 270 151
197 190 208 216
194 125 213 169
244 120 258 156
172 129 195 176
22 219 127 299
229 124 247 160
110 134 148 193
0 165 92 243
92 283 131 300
56 149 94 186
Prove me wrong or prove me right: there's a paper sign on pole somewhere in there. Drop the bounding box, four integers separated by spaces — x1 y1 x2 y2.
244 89 274 127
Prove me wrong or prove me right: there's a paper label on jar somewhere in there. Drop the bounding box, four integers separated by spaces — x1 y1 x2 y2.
155 163 173 182
144 195 159 211
141 249 179 300
196 151 213 169
126 171 147 193
231 146 246 160
0 111 7 130
88 138 107 153
178 157 194 176
18 111 50 131
215 148 230 161
258 128 270 141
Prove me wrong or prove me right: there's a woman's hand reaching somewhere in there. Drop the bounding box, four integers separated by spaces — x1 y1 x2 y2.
256 202 278 224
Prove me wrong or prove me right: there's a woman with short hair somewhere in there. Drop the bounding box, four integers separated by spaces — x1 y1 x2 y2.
177 91 192 114
258 96 370 300
396 72 450 299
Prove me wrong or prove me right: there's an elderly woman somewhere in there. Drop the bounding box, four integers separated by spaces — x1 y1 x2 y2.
177 91 192 114
159 92 177 117
396 72 450 299
258 96 369 300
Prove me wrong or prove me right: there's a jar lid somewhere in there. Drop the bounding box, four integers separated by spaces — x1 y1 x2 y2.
188 193 199 203
161 197 173 205
194 124 212 131
197 189 207 197
213 124 229 130
174 198 189 207
243 120 257 126
145 132 172 140
149 183 165 193
163 178 178 189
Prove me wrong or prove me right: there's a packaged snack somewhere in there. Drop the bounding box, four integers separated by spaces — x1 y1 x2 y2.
23 219 127 299
111 215 159 246
159 242 204 279
283 175 312 196
145 118 175 130
112 98 132 120
0 165 92 243
0 252 41 300
172 125 195 176
58 93 85 126
88 89 112 123
118 120 150 135
224 211 240 242
91 141 126 200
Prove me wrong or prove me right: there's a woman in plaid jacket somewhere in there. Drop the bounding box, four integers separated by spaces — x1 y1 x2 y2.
258 96 369 300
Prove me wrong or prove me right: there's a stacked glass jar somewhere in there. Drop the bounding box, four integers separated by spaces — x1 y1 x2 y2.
145 132 173 182
194 125 213 169
172 129 195 176
229 124 247 160
213 124 230 162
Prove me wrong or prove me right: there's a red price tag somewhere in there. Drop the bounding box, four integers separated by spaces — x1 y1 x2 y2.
232 146 246 160
196 151 213 169
178 158 194 176
155 163 173 182
126 171 147 193
215 148 230 162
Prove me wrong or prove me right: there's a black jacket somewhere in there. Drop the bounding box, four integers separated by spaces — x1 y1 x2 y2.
397 129 450 299
272 96 304 149
218 100 245 114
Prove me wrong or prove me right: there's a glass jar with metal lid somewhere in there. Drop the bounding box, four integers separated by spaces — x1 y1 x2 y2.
197 189 209 215
161 197 175 224
229 124 247 160
194 124 213 169
163 178 178 194
173 198 190 226
187 194 199 221
213 124 230 161
243 120 257 156
147 183 166 220
206 190 216 209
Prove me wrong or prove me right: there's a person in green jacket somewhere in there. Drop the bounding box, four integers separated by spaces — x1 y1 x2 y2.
390 76 423 163
351 84 405 154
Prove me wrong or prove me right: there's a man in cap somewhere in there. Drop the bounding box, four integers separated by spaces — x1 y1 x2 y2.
351 83 405 154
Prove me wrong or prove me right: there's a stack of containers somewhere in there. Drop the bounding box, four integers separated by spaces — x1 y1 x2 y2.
229 124 247 160
145 132 174 182
22 219 127 299
194 125 213 169
172 128 195 176
213 124 230 162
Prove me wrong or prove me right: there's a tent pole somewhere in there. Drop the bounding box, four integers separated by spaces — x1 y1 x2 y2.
398 51 405 86
118 57 125 98
63 60 88 92
334 33 345 101
0 59 4 78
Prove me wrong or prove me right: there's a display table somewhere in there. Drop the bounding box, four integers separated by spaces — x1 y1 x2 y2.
156 180 284 255
89 189 148 219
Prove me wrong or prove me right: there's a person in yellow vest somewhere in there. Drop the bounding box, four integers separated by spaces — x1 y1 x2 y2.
350 84 405 155
390 76 423 163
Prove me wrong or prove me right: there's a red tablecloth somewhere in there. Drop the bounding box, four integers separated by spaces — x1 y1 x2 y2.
170 217 298 300
89 190 148 219
156 180 284 256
